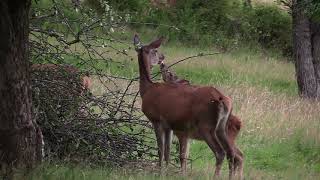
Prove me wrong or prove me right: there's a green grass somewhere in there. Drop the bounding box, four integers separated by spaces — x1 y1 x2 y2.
22 163 187 180
175 65 297 95
183 128 320 178
243 135 319 174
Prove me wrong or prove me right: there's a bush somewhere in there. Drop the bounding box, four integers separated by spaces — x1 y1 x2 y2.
30 0 161 166
131 1 293 56
143 0 240 47
31 65 156 166
244 5 292 56
74 0 293 56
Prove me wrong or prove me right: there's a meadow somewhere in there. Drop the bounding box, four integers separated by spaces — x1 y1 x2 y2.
23 37 320 179
1 0 314 179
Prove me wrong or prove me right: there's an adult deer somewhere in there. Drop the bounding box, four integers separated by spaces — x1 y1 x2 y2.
157 56 244 177
133 35 242 178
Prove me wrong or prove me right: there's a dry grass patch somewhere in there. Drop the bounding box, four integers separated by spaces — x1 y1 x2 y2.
223 85 320 144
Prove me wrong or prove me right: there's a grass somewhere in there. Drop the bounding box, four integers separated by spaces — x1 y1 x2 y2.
25 32 320 179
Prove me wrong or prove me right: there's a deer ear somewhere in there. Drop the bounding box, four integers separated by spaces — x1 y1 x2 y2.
133 34 142 50
147 37 164 49
159 54 165 60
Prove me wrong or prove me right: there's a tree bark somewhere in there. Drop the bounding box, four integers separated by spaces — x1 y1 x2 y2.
292 0 318 98
167 0 177 7
0 0 43 177
244 0 252 8
311 22 320 97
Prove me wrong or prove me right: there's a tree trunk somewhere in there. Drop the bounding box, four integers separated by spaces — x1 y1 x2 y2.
311 22 320 98
0 0 43 177
167 0 177 7
292 0 318 98
244 0 252 8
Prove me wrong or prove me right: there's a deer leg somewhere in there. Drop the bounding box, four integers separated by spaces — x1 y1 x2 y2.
226 136 244 179
152 122 165 168
164 129 173 166
201 129 226 177
177 135 189 176
215 113 235 178
234 146 244 179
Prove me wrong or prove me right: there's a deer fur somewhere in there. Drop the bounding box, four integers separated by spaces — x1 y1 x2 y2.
157 54 244 178
133 35 243 178
160 62 190 85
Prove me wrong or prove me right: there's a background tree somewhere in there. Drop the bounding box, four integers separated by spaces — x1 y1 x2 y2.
311 22 320 96
291 0 320 98
0 0 43 177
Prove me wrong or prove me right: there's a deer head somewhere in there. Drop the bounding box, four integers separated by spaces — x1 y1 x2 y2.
134 34 165 69
155 55 190 85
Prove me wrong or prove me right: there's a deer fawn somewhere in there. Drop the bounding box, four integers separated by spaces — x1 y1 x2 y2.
159 64 190 85
133 35 243 179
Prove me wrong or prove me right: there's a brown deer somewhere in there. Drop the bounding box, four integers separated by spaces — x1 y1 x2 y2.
31 64 91 92
158 57 190 85
133 34 243 178
156 56 244 177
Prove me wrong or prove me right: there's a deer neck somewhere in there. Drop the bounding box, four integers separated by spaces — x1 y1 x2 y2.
137 49 153 96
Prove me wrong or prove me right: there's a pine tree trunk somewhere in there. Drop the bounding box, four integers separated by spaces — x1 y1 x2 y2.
292 0 318 98
311 22 320 98
0 0 43 177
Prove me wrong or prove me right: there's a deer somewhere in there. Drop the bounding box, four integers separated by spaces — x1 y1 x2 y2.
133 34 243 179
31 64 91 93
156 54 244 176
157 56 190 85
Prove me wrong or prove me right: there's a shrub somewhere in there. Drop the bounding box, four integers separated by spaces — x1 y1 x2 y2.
244 5 292 56
133 1 293 56
149 0 240 47
78 0 293 56
31 65 156 165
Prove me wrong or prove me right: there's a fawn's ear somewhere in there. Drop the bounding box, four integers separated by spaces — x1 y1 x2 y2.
158 54 165 64
146 37 164 49
133 34 142 51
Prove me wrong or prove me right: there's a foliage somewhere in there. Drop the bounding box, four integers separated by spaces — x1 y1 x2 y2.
30 0 158 166
301 0 320 22
127 0 293 56
35 0 293 57
107 0 150 14
84 0 150 14
31 66 84 121
143 0 241 47
31 66 156 165
244 5 292 56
